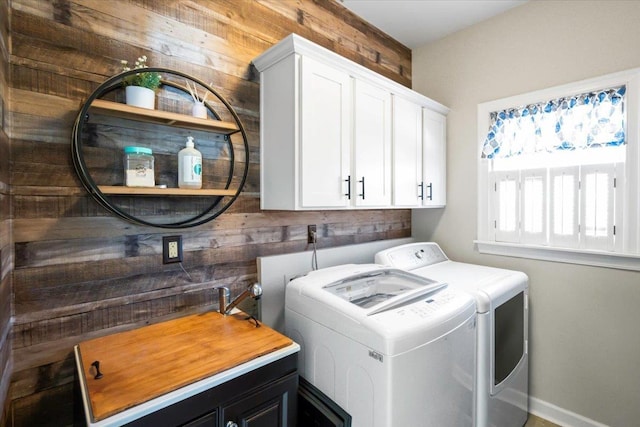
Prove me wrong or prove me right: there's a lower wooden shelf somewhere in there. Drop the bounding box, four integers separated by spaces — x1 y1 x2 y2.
98 185 237 196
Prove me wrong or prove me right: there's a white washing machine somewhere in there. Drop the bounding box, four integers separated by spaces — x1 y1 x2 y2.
375 243 529 427
285 263 477 427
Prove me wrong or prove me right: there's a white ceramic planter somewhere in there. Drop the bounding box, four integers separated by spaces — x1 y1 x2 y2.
125 85 155 109
192 102 207 119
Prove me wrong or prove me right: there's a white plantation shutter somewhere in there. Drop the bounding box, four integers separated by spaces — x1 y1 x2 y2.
613 162 625 253
493 171 520 243
581 164 616 251
521 169 546 245
490 165 622 250
550 167 580 248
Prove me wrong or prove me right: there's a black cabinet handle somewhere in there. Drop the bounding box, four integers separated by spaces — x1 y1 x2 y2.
427 182 433 201
344 175 351 199
419 182 424 200
358 176 365 199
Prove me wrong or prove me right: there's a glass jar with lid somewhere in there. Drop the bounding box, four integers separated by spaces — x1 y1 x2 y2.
124 146 155 187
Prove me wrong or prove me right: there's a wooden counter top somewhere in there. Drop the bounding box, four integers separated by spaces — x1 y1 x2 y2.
75 311 293 422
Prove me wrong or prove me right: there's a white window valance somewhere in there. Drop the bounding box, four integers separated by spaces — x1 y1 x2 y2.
481 86 626 159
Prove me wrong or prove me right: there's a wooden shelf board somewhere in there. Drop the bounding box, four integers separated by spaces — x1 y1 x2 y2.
89 99 239 134
98 185 237 196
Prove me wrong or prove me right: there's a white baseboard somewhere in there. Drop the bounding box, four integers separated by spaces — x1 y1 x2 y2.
529 396 609 427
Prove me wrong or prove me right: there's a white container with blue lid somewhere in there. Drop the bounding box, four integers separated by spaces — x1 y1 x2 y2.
124 146 155 187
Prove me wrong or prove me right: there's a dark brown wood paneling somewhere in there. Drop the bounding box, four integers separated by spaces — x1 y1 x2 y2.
0 274 10 427
6 0 413 425
1 0 12 423
10 381 83 427
255 0 412 86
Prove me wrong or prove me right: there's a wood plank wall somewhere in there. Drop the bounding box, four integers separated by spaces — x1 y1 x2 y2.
1 0 13 424
6 1 412 425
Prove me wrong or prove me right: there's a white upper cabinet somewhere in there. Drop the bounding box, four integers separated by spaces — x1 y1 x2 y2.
300 56 352 209
353 79 392 207
253 34 448 210
392 98 447 208
392 95 423 207
422 109 447 207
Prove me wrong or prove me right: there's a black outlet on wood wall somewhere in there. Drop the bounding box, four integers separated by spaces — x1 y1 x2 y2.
163 235 183 264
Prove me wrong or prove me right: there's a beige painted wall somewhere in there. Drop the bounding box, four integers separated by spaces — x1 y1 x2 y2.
412 1 640 426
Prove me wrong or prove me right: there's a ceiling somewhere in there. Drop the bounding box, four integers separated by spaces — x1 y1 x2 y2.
339 0 528 49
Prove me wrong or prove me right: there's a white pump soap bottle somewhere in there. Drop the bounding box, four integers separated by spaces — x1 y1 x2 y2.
178 136 202 189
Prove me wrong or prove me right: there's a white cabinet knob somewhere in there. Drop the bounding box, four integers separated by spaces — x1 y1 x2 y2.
226 422 238 427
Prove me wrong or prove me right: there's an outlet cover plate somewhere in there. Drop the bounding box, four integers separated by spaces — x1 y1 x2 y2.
162 235 183 264
307 225 317 244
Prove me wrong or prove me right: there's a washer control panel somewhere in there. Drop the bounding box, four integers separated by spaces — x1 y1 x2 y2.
395 291 457 319
375 242 448 270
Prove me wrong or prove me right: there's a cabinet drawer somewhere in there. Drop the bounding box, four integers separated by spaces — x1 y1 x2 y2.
220 372 298 427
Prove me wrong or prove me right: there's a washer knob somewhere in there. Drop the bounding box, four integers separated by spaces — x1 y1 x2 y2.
415 249 424 259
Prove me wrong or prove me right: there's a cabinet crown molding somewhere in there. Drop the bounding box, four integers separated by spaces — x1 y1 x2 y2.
252 33 449 115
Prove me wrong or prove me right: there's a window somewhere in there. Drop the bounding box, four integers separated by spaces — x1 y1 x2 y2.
477 69 640 270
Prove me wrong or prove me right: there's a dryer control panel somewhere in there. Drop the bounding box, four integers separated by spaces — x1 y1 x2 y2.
375 242 448 270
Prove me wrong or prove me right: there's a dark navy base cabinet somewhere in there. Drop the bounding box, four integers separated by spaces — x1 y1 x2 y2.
123 354 298 427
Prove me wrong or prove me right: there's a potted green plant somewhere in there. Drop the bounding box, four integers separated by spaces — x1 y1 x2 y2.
121 55 161 109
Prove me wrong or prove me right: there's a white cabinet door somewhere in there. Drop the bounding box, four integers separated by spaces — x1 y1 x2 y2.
392 96 422 207
422 109 446 207
300 56 352 208
353 79 392 207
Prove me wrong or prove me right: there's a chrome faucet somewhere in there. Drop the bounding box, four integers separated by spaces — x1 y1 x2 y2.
216 283 263 315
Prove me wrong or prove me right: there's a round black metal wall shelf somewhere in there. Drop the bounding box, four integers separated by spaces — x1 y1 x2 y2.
72 68 249 228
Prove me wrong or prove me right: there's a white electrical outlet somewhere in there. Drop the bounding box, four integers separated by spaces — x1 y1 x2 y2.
162 235 182 264
168 241 179 259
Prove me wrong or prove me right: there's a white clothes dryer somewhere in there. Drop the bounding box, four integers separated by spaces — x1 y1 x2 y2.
285 264 477 427
375 243 529 427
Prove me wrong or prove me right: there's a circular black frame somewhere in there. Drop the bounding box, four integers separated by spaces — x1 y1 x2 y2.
71 68 249 228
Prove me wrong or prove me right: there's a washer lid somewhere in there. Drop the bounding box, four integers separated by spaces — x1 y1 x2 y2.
323 268 446 315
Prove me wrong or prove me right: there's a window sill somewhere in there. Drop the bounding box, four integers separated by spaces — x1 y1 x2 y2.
474 240 640 271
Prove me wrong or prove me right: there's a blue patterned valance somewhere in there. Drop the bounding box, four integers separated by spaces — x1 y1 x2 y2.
481 86 626 159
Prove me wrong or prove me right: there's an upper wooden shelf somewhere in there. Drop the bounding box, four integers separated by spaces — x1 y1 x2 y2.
98 185 237 197
89 99 240 134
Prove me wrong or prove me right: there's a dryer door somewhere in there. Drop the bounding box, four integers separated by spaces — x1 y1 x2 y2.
489 289 529 426
493 291 525 389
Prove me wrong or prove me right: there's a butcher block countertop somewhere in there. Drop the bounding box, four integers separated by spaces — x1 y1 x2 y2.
74 310 297 425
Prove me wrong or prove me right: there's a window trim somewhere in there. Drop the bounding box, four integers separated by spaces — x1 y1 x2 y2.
477 68 640 270
474 240 640 271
